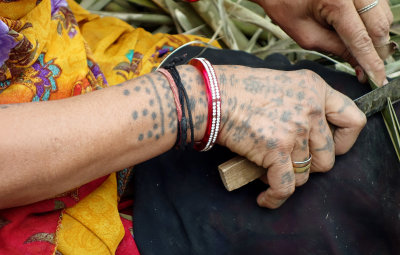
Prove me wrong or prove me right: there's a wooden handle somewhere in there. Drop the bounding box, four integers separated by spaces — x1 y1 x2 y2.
218 156 267 191
218 124 337 191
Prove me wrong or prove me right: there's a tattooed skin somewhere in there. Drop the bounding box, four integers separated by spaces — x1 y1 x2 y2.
338 96 354 113
212 65 364 208
0 63 365 210
112 64 363 210
120 66 209 145
120 74 173 143
281 171 294 184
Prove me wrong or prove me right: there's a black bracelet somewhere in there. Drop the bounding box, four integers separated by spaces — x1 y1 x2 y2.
164 65 194 150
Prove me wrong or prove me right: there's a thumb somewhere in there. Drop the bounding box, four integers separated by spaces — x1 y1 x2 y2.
324 87 366 155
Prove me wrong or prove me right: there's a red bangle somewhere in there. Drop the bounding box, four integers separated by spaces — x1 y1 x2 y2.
157 68 182 123
157 68 183 147
189 58 221 151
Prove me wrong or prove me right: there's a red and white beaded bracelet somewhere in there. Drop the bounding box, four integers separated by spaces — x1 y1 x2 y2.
189 58 221 152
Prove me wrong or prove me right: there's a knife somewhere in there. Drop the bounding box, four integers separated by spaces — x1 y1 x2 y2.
218 78 400 191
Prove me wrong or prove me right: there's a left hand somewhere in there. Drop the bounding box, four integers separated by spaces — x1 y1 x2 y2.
214 66 366 208
254 0 393 86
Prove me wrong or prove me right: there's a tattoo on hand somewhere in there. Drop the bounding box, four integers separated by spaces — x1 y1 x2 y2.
315 135 334 152
338 96 353 114
281 171 294 184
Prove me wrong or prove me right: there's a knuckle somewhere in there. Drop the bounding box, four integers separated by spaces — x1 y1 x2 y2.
369 58 385 74
313 156 335 172
294 121 310 136
304 69 318 78
318 0 345 24
295 175 309 187
351 29 373 53
387 12 394 25
370 19 390 41
272 135 292 149
275 185 295 199
306 70 326 89
297 37 319 50
353 113 367 129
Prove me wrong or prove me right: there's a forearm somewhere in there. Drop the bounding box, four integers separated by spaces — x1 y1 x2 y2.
0 65 207 209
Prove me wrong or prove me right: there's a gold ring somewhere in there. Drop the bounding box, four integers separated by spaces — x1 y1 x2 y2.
293 164 311 174
293 154 312 173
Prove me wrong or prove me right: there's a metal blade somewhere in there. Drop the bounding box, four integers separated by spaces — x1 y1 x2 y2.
354 78 400 117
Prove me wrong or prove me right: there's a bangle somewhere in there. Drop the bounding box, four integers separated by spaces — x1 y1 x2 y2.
160 65 195 150
157 68 182 124
189 58 221 152
157 68 183 148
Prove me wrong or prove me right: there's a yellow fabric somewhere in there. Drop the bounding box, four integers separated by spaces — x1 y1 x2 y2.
1 0 219 254
0 0 100 104
57 173 124 255
0 0 37 20
69 0 218 85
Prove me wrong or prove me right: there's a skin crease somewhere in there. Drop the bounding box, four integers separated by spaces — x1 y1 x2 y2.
252 0 393 86
0 65 365 210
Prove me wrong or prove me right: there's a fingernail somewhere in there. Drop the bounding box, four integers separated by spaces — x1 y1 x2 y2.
256 192 267 207
383 79 389 85
355 66 365 82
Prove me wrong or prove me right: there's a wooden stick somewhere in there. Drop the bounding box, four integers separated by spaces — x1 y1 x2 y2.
218 125 336 191
218 156 266 191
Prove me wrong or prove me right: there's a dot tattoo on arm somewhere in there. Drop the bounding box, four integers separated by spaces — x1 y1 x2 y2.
132 111 138 120
138 133 144 141
145 76 165 135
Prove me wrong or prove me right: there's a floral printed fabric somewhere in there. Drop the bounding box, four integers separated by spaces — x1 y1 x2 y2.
0 19 17 66
0 0 218 254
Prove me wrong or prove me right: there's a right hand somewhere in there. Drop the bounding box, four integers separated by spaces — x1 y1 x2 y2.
254 0 393 86
215 66 366 209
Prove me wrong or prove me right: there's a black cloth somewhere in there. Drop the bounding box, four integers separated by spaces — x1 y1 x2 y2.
132 47 400 255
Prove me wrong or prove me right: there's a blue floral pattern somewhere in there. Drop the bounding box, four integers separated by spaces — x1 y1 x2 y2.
31 53 61 101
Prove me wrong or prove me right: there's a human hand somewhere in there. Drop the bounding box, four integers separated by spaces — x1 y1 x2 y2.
215 66 366 208
253 0 393 86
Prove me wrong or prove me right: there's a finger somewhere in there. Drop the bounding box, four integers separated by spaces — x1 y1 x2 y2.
355 0 391 47
289 20 372 82
324 87 367 155
380 0 394 26
309 117 335 173
323 1 386 85
259 173 269 185
256 152 295 209
288 20 359 68
291 135 310 187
